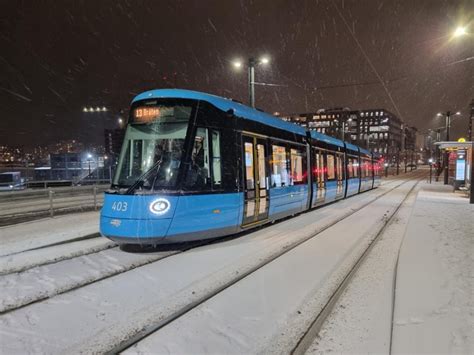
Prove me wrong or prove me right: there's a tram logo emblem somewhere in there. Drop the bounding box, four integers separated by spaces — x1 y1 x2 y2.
110 219 121 227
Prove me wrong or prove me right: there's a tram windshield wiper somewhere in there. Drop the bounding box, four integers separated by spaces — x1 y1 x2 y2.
125 159 163 195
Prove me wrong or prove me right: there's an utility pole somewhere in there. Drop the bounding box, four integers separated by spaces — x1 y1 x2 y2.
469 99 474 142
444 111 452 185
366 118 370 150
470 142 474 204
248 57 256 108
400 123 405 174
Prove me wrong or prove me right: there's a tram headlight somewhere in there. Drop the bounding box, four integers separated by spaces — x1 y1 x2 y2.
149 198 170 215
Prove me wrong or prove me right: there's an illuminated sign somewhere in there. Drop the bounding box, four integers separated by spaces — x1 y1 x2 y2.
456 159 465 180
133 107 161 123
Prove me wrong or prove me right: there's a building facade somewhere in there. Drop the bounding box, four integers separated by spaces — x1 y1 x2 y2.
281 108 405 163
104 129 125 162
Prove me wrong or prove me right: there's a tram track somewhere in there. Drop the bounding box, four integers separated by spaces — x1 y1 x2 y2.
0 235 115 275
99 172 426 354
0 173 424 354
290 175 423 355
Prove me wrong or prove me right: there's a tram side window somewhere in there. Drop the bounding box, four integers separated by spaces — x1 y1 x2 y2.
244 142 255 190
347 157 353 178
326 154 336 180
186 128 210 188
271 145 290 187
352 158 359 178
365 159 371 177
313 151 325 183
290 148 307 185
211 130 221 186
336 154 344 180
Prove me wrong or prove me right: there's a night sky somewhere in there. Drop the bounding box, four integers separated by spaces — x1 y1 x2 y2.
1 0 472 148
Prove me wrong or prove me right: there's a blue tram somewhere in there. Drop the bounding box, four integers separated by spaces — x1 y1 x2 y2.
100 89 382 245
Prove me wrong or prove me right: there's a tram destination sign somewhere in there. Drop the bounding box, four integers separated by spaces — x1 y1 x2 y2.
133 106 161 123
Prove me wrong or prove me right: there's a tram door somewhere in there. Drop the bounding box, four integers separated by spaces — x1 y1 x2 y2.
242 135 269 226
335 153 344 199
313 150 326 205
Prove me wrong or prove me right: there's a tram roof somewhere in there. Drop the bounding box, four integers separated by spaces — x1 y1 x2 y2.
309 130 345 148
359 147 371 156
132 89 307 137
345 142 360 152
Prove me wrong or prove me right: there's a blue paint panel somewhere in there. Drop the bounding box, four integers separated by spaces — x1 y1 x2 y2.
132 89 307 137
101 193 179 220
167 193 242 236
359 147 371 156
309 131 345 148
360 177 373 191
101 216 171 239
374 176 381 187
325 181 337 201
269 185 307 217
346 178 360 196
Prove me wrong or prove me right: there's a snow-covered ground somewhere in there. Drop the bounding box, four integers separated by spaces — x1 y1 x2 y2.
124 178 418 354
0 211 99 256
3 174 470 354
392 183 473 354
307 181 473 354
0 178 404 354
307 180 419 354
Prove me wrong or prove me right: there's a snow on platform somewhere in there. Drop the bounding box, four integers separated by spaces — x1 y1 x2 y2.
392 182 474 354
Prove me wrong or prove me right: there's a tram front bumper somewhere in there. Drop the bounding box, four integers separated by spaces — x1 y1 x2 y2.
100 216 172 243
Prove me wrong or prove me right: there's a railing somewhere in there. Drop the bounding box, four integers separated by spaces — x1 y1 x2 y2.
0 184 110 226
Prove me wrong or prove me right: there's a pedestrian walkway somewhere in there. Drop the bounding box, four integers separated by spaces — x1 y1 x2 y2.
392 182 474 354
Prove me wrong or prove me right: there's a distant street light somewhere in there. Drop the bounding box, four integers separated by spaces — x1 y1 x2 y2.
83 106 108 113
232 56 270 108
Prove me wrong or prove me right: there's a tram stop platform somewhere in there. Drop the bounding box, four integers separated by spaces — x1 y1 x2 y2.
391 181 473 354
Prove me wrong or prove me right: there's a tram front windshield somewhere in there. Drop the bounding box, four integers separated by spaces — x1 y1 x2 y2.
113 101 193 189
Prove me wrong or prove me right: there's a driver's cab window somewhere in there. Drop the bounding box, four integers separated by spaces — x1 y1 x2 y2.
186 128 210 188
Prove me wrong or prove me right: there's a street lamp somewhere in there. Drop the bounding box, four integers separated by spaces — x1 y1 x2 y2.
232 56 270 108
87 153 92 177
453 26 467 38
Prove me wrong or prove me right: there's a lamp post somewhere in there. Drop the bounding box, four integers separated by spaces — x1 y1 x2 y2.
232 56 270 108
428 158 433 183
341 118 352 141
87 153 92 177
437 111 461 184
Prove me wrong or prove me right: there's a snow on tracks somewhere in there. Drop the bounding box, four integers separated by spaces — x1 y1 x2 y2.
0 173 424 353
124 175 424 354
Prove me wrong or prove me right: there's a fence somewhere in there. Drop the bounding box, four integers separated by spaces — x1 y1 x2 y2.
0 184 109 226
